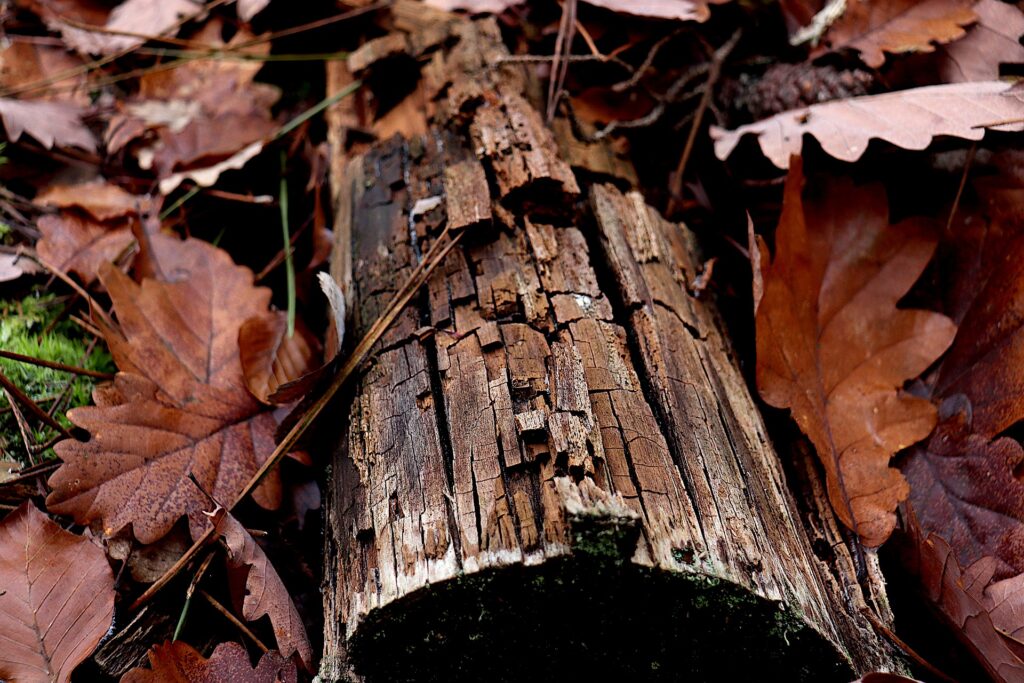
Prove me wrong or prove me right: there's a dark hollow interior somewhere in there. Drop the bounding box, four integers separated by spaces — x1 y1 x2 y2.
347 554 855 682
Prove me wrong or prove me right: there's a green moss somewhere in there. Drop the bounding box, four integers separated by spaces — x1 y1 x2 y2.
0 292 114 463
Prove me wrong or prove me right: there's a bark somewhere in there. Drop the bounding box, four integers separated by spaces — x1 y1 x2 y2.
320 7 904 681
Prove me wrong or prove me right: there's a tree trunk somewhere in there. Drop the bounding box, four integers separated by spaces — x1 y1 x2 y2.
319 8 904 681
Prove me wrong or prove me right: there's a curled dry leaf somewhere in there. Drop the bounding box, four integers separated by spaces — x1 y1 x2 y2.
938 0 1024 83
47 235 282 543
0 503 115 683
210 506 313 669
898 184 1024 679
21 0 201 55
35 179 155 222
110 21 280 186
0 41 90 105
424 0 523 12
0 98 96 152
711 81 1024 169
581 0 729 22
36 213 134 284
755 157 956 546
0 252 39 283
239 311 321 404
819 0 976 68
122 640 297 683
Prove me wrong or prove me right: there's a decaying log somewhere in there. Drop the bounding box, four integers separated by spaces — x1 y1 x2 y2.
321 8 905 681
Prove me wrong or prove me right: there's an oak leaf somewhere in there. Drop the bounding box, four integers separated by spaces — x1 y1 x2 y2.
0 41 89 105
47 235 282 543
711 81 1024 169
0 98 96 152
0 502 115 683
36 213 134 284
938 0 1024 83
820 0 976 68
121 640 297 683
211 506 312 669
755 157 956 546
20 0 200 55
35 180 156 222
897 183 1024 679
581 0 729 22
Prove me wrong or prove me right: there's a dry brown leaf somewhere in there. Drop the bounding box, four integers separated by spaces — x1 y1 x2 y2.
711 81 1024 169
755 157 956 546
36 213 134 283
938 0 1024 83
581 0 729 22
820 0 976 68
423 0 524 12
110 23 279 184
22 0 200 55
0 252 39 282
237 0 272 22
0 41 90 105
239 312 321 405
895 183 1024 680
122 640 297 683
902 515 1024 681
35 180 155 222
0 98 96 151
211 506 312 669
0 502 115 683
47 235 282 543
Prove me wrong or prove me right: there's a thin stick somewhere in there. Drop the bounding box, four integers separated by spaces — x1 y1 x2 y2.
0 349 114 380
131 226 464 610
945 142 977 235
671 29 741 193
3 386 38 466
0 461 60 487
546 0 578 122
861 608 956 683
0 370 74 439
200 590 270 653
31 256 115 330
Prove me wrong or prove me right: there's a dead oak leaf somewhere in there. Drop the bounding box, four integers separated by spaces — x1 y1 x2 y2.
711 81 1024 169
897 187 1024 679
755 156 955 546
47 236 282 544
36 213 134 284
0 98 96 152
35 179 155 222
901 513 1024 681
0 503 115 683
938 0 1024 83
820 0 976 68
211 506 313 670
581 0 729 22
122 640 297 683
902 182 1024 577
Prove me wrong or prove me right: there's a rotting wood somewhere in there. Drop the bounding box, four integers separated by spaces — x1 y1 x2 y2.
321 8 905 682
